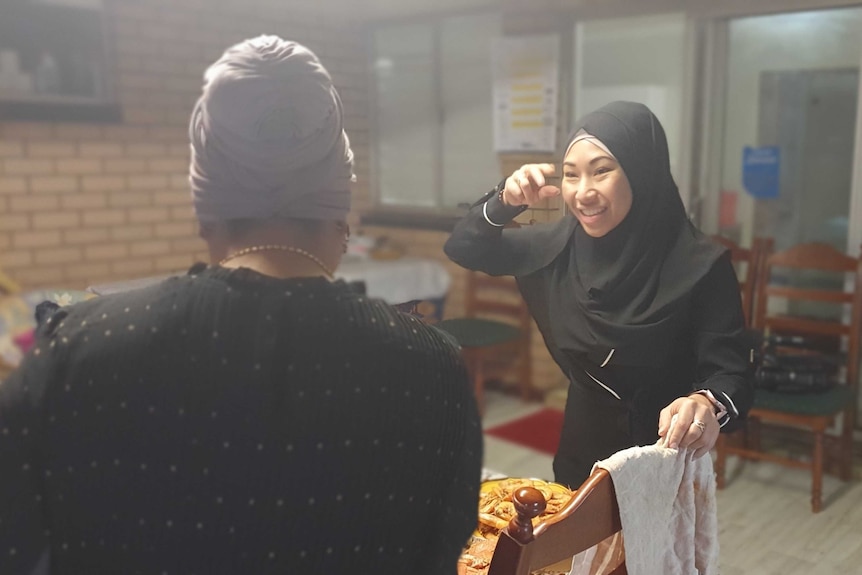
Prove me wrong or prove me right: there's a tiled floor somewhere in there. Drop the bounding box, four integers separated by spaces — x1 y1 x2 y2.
482 390 862 574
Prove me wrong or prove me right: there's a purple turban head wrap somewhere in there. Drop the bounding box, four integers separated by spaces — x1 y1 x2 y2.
189 36 355 223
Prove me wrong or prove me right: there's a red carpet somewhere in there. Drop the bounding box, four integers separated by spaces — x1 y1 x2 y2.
484 408 564 455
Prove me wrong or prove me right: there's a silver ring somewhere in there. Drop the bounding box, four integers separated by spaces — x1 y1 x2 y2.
692 419 706 432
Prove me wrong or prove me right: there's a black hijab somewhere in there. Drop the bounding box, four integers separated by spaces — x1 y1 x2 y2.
540 101 725 368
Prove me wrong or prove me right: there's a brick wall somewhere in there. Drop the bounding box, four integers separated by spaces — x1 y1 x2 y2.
0 0 369 290
0 0 565 395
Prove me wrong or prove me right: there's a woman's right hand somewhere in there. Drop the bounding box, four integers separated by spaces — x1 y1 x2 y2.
502 163 561 207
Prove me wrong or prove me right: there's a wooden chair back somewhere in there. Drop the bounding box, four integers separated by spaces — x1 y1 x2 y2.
488 469 625 575
461 271 533 406
752 242 862 394
710 235 773 326
715 242 862 511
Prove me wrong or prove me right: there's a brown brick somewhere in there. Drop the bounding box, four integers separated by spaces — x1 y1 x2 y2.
103 125 149 141
168 143 191 157
0 214 29 231
0 233 9 250
130 240 171 256
13 230 62 248
83 209 127 226
102 159 147 175
155 221 196 238
147 158 188 173
170 206 196 221
3 158 54 176
171 237 206 254
112 225 153 241
130 207 170 223
112 259 156 277
0 250 33 269
27 143 77 158
36 247 83 265
0 124 53 140
128 175 168 191
30 176 79 194
62 194 109 210
157 254 197 271
169 175 190 190
149 127 188 142
81 175 127 193
10 195 61 212
65 262 111 281
0 142 24 157
0 177 27 194
127 143 169 157
32 212 80 230
122 108 166 125
154 190 190 206
110 192 152 208
54 124 104 140
79 143 125 158
56 158 102 175
85 244 129 261
13 267 65 285
64 228 110 245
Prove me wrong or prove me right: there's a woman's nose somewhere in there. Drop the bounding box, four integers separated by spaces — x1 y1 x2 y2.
575 181 597 201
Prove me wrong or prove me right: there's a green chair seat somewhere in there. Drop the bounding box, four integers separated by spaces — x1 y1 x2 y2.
753 386 855 417
436 318 522 348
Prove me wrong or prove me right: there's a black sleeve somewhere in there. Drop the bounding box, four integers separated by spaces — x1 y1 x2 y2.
690 253 756 431
0 313 65 573
443 181 530 277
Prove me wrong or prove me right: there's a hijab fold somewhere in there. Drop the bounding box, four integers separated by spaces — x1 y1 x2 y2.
189 36 355 223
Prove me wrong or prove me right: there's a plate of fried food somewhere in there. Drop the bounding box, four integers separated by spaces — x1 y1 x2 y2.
458 478 575 575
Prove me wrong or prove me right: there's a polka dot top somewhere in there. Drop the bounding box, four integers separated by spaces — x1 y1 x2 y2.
0 265 482 575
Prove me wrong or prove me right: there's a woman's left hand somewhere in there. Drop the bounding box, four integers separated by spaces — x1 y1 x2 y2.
658 395 719 458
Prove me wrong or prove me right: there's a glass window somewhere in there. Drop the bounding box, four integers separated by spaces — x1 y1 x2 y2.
574 14 687 177
372 14 502 211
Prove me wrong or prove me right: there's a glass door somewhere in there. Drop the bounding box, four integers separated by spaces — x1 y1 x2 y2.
707 7 862 254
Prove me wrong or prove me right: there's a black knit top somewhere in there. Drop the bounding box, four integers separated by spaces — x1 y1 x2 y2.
0 265 482 575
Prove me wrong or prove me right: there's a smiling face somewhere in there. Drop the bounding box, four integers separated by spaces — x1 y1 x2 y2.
561 139 633 238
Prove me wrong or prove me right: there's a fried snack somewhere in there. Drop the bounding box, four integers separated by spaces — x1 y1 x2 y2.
459 478 576 575
476 478 573 534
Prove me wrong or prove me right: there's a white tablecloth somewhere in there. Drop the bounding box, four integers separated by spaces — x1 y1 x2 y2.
336 256 451 304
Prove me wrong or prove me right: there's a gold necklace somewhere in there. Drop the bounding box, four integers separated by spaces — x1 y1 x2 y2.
219 245 334 279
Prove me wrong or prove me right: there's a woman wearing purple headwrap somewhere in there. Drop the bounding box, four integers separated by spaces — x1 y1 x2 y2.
0 36 481 575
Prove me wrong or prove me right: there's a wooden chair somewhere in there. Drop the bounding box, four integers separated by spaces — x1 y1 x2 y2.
487 469 625 575
437 270 533 413
715 242 862 512
710 235 774 326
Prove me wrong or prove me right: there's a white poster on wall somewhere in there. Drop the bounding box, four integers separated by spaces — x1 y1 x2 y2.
492 34 560 153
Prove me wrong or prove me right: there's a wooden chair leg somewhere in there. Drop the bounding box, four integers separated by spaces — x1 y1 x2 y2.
840 407 855 482
812 429 824 513
715 434 727 490
745 416 762 453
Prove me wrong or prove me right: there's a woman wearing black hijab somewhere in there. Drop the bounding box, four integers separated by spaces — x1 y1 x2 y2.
445 101 754 487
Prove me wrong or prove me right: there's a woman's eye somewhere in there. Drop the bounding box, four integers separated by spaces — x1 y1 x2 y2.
564 172 578 179
595 166 611 175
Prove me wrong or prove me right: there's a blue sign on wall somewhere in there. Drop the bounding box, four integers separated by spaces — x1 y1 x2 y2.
742 146 780 199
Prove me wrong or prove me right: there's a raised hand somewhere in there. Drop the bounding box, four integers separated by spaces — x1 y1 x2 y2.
501 164 561 207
